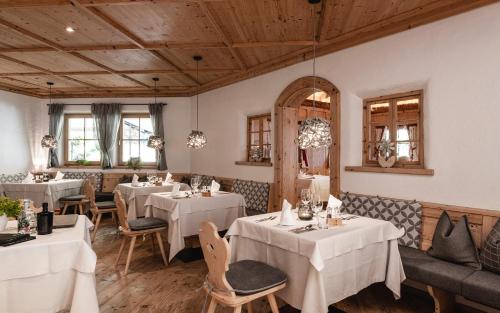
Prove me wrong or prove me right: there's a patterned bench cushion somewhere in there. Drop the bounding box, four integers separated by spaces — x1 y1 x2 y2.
340 192 422 249
0 173 28 183
61 172 104 192
232 179 270 215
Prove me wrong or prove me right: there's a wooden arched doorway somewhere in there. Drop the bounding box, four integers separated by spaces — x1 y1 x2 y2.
274 76 340 208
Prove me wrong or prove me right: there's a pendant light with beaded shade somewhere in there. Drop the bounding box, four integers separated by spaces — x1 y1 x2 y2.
147 77 165 150
187 56 207 149
41 82 58 149
296 0 332 150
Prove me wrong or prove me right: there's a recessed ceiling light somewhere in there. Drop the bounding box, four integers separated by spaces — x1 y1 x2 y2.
65 26 75 33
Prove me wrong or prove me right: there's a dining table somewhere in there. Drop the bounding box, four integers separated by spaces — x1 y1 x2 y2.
0 179 84 211
0 215 98 313
115 182 191 220
144 191 246 261
226 211 405 313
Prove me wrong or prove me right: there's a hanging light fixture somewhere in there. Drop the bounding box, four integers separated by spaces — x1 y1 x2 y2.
147 77 165 150
187 55 207 149
41 82 57 149
296 0 332 150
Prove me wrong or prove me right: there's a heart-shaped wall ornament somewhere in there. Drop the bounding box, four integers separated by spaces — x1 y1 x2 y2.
378 155 396 168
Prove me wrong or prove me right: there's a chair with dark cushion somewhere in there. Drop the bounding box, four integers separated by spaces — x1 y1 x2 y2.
114 190 168 275
84 179 119 242
59 193 89 215
199 221 286 313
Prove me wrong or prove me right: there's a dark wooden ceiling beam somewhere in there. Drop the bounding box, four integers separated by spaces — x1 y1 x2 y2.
0 0 224 8
0 82 40 97
198 1 247 70
0 69 240 76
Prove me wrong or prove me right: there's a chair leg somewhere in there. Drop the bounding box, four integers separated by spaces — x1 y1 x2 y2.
91 211 97 223
207 297 217 313
124 236 137 276
79 203 84 215
155 231 168 266
246 302 253 313
115 236 127 268
267 293 279 313
151 233 155 256
62 203 68 215
233 306 242 313
92 213 102 242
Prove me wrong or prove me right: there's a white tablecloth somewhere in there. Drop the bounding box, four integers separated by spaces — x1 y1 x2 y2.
145 192 246 261
1 179 84 211
226 212 405 313
116 182 191 220
0 216 98 313
297 175 330 201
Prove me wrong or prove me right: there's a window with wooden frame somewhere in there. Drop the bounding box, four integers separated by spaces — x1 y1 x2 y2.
64 114 101 165
363 90 424 168
246 113 272 162
118 113 156 166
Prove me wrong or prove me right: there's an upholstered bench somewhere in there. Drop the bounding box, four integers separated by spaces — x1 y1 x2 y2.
232 179 270 216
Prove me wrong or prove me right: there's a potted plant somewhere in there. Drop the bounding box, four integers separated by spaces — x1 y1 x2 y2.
0 196 22 231
127 157 143 170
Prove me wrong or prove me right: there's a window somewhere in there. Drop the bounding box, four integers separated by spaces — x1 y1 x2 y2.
64 114 101 164
363 90 424 168
246 113 272 162
118 114 156 165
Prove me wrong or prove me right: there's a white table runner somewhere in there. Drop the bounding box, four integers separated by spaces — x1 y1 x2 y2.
145 192 246 261
0 216 98 313
226 212 405 313
116 182 190 220
1 179 83 211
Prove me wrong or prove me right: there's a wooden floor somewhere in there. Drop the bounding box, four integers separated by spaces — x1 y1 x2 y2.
93 219 469 313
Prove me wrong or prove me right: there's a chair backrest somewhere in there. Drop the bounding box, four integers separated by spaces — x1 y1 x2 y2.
88 175 97 188
113 190 130 231
83 179 96 208
199 221 235 297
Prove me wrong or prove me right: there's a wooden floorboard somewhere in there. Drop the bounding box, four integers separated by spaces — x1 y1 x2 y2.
93 219 472 313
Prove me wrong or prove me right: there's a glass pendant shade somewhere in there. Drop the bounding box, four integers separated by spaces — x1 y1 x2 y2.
147 135 164 150
41 135 57 148
297 117 332 149
186 130 207 149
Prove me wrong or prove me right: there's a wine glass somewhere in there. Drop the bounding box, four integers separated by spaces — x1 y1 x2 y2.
300 189 312 207
311 194 323 227
191 176 201 193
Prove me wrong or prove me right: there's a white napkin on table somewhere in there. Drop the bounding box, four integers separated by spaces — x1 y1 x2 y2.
131 174 140 187
165 172 173 182
210 180 220 193
327 194 343 210
22 172 34 183
279 199 296 226
54 171 64 181
171 183 181 196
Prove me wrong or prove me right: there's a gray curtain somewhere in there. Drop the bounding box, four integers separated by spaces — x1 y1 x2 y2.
148 103 168 170
47 103 64 168
91 103 121 169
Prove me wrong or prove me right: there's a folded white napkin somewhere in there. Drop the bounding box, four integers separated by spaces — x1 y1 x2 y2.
22 172 34 183
210 180 220 193
279 199 295 226
171 183 181 196
54 171 64 181
131 174 140 187
165 172 173 182
327 194 343 209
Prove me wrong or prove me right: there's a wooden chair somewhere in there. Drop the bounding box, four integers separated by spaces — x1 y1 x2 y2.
84 178 119 242
59 179 91 215
199 221 287 313
113 190 168 275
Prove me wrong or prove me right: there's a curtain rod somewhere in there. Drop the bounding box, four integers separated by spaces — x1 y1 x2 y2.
46 103 167 106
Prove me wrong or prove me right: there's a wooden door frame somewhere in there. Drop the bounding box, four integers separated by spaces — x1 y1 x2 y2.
274 76 341 209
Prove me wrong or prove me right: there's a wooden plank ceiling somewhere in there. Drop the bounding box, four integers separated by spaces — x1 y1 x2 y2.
0 0 496 98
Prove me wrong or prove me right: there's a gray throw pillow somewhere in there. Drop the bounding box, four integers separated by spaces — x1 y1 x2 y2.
481 219 500 274
427 211 481 270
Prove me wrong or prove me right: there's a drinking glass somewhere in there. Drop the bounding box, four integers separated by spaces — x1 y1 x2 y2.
300 189 311 207
191 176 201 193
311 194 323 227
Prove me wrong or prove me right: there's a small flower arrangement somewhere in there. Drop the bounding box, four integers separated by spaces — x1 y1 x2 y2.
127 157 143 170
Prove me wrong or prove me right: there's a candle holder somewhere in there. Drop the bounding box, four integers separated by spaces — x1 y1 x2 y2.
297 203 313 221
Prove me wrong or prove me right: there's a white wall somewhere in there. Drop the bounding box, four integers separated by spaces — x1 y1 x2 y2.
190 3 500 210
0 91 41 174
